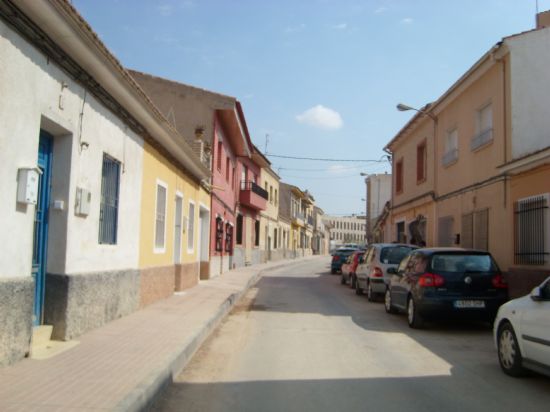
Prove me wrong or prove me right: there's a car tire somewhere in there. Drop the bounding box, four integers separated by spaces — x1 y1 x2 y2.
384 288 397 314
407 296 424 329
355 280 363 295
367 281 375 302
497 322 525 377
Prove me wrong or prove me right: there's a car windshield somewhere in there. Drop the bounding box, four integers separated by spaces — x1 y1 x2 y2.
430 254 497 273
380 246 416 264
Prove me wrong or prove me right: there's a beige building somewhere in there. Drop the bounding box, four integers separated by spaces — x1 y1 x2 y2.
259 163 283 262
324 215 366 248
386 11 550 296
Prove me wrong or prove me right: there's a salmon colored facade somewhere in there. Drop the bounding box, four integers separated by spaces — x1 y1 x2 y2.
386 14 550 297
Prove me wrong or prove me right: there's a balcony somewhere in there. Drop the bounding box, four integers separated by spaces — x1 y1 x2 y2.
239 181 268 211
292 212 305 227
471 128 493 151
442 148 458 167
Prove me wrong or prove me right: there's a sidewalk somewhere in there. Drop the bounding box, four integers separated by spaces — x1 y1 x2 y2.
0 258 311 411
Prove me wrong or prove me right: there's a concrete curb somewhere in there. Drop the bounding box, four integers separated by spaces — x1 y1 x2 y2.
116 258 310 412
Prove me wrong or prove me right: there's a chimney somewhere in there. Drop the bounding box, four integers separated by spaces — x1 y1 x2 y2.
536 10 550 29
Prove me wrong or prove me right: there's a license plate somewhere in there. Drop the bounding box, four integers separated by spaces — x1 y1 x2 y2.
454 300 485 308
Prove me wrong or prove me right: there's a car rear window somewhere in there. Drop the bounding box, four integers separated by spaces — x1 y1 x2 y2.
430 254 497 273
380 246 416 264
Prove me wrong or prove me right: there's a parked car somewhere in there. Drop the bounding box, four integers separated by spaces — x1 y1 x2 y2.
356 243 418 300
340 251 365 287
494 276 550 377
384 248 508 328
330 247 359 274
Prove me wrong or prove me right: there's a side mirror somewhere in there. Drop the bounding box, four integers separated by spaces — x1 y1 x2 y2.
387 267 397 275
530 286 542 301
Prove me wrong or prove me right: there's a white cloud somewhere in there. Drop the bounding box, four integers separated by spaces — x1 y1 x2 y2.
284 23 306 34
296 105 343 130
332 23 348 30
401 17 414 24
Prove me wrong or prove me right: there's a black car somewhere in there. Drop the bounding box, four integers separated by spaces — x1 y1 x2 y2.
330 248 359 274
384 248 508 328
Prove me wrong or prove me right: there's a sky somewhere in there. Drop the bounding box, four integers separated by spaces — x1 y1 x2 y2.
73 0 549 216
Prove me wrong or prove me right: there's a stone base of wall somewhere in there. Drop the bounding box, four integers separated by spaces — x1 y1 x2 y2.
0 277 34 367
199 261 210 281
269 250 285 262
233 247 245 269
44 269 140 341
250 249 261 266
175 262 199 291
140 266 175 308
506 267 550 299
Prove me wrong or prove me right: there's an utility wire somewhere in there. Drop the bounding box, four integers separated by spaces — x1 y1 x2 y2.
267 153 389 162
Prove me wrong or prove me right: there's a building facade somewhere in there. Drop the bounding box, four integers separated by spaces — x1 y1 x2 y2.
364 173 392 244
260 163 283 262
324 215 367 248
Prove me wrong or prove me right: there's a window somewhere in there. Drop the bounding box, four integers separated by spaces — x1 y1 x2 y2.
443 128 458 166
395 158 404 194
236 214 243 244
217 142 222 170
154 182 167 251
225 223 233 252
270 186 273 204
225 157 230 182
514 194 549 265
417 141 427 183
99 154 121 245
274 228 278 249
232 167 236 189
187 201 195 251
274 189 278 206
215 217 224 252
255 220 260 246
472 103 493 151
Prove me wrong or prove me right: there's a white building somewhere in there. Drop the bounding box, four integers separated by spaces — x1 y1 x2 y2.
364 173 392 243
323 215 367 248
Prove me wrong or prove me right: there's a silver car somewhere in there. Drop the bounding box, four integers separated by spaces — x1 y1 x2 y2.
355 243 418 301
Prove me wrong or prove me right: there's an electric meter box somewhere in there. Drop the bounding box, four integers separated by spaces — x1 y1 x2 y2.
17 168 40 204
75 187 91 216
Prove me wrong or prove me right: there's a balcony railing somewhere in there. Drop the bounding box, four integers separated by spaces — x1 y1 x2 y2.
442 148 458 167
307 216 314 226
239 181 268 210
471 128 493 151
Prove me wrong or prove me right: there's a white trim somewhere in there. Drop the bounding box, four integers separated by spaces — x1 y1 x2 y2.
187 199 196 253
154 179 168 254
174 191 184 263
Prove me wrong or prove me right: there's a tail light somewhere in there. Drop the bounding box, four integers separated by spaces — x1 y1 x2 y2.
371 267 384 278
418 273 445 287
332 255 340 262
491 273 508 289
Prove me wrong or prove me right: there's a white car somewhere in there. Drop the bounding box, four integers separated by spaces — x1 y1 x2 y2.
494 276 550 377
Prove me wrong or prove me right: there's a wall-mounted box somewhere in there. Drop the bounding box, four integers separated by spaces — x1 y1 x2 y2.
75 187 91 216
17 168 40 204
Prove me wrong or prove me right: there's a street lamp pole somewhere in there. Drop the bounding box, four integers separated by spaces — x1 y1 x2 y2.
360 173 369 245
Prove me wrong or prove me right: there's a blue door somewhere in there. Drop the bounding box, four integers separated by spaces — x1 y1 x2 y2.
32 131 53 325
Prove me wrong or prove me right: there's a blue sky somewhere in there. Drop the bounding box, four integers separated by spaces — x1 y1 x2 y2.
73 0 549 216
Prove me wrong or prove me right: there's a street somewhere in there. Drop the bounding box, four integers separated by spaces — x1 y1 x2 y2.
152 257 550 412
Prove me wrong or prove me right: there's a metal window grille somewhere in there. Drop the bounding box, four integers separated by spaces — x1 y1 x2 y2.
215 217 223 252
515 194 549 265
236 214 243 245
155 184 167 249
99 155 120 245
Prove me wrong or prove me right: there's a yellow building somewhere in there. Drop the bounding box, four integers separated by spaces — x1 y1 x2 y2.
260 163 283 262
139 140 211 307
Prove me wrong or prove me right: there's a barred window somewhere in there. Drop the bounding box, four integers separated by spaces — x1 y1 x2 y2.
99 154 120 245
187 202 195 251
515 194 549 265
155 183 167 250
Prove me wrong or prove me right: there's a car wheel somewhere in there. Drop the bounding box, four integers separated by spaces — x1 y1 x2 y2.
407 296 424 328
497 322 525 377
331 268 336 274
367 281 376 302
385 288 397 314
351 275 357 289
355 279 363 295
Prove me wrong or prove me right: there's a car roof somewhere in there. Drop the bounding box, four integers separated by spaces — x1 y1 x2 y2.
368 243 418 248
414 247 493 256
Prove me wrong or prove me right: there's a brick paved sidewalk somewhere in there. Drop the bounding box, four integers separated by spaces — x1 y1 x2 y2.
0 258 316 411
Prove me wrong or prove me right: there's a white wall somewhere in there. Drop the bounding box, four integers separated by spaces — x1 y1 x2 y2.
507 28 550 159
0 20 143 278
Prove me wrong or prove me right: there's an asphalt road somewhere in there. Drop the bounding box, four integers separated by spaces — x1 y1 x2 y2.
152 257 550 412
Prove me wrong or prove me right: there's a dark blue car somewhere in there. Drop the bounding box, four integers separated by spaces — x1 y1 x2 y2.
330 248 359 274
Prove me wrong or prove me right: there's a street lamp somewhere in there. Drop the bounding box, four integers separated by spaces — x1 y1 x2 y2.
396 103 437 121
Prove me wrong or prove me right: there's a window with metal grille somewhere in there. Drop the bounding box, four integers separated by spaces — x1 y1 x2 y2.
438 216 454 247
187 202 195 251
515 194 549 265
461 209 488 250
236 214 243 245
225 223 233 252
154 183 167 250
215 217 223 252
99 154 120 245
255 220 260 246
